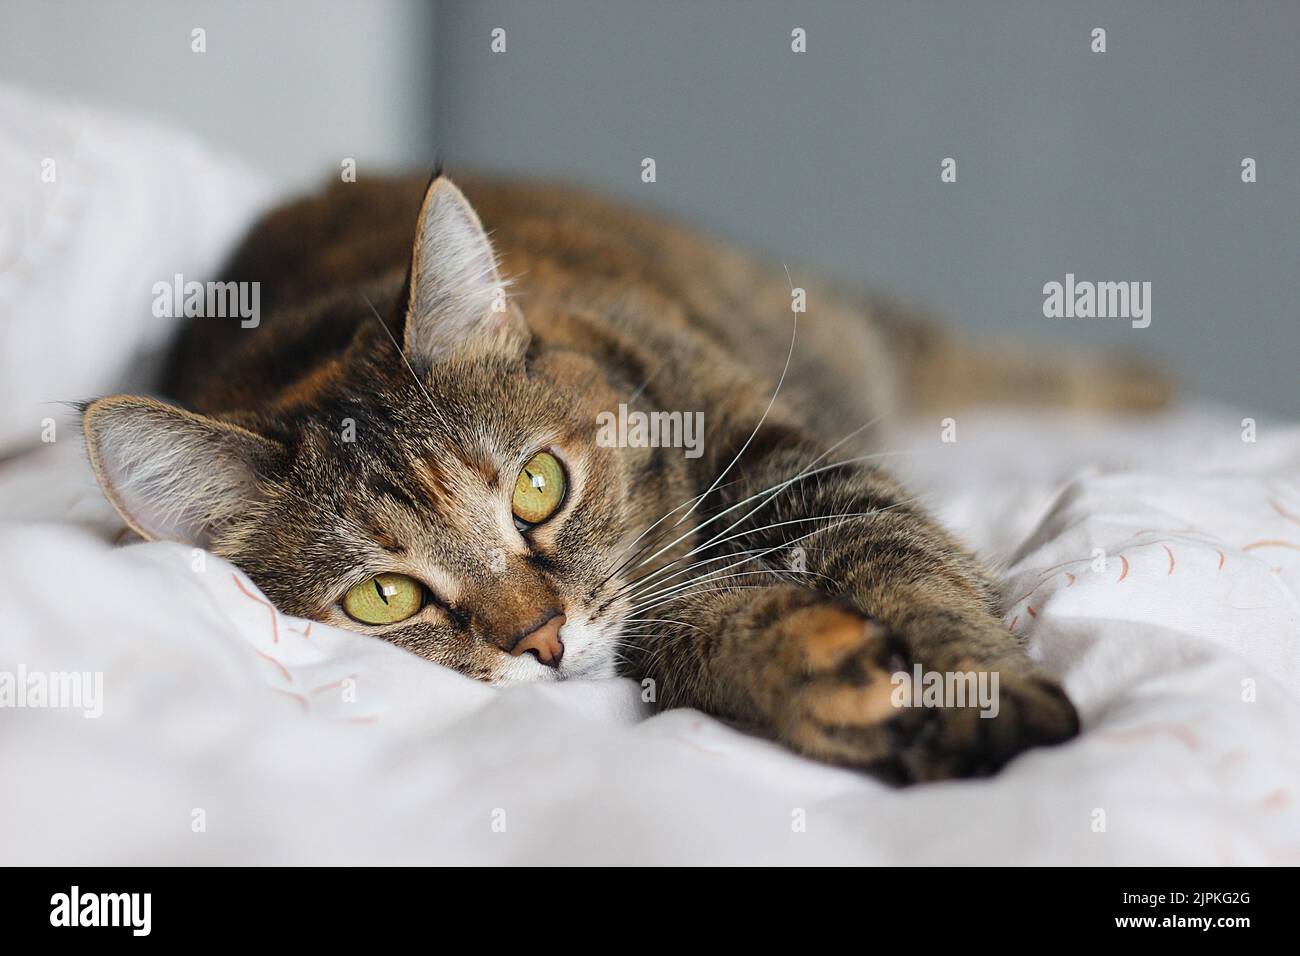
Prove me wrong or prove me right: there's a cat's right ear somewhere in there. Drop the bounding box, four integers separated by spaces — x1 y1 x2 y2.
403 175 528 368
82 396 283 547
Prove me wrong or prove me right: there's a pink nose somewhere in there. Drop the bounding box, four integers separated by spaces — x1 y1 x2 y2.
510 613 566 668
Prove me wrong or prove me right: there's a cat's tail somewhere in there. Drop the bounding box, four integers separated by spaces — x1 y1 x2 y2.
871 298 1174 415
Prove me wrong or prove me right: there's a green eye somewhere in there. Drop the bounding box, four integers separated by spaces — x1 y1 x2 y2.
342 573 424 625
512 451 566 526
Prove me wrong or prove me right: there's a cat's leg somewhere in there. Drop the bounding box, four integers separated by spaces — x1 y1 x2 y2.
627 438 1078 782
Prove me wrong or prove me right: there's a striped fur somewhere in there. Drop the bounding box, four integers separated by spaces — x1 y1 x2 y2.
78 173 1160 781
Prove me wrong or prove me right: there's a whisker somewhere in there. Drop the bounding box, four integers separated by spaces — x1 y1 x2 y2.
359 290 441 416
597 406 906 594
674 307 798 528
683 409 889 542
628 567 834 613
596 491 709 588
626 360 669 405
619 617 704 632
691 498 921 560
625 448 924 580
610 425 897 597
623 516 860 607
623 583 769 619
593 472 752 592
622 504 913 616
616 543 827 599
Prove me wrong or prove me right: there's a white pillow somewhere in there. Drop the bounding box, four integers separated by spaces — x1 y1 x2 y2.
0 83 273 455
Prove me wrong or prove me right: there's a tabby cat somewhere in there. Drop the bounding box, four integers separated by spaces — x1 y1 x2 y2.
82 172 1165 782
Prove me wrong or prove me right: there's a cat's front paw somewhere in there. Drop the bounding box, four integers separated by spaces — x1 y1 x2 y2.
768 605 1079 783
889 664 1080 783
765 604 917 769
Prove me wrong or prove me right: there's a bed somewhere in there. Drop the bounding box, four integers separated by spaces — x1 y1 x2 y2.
2 86 1297 865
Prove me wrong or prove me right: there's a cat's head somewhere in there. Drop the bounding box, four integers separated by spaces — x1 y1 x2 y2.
82 176 692 682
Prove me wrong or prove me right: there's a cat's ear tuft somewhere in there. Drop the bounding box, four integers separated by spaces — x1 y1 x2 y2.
82 396 283 547
404 176 528 367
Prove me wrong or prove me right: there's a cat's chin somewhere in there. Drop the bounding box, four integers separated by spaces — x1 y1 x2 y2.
490 656 617 684
555 616 621 681
557 655 621 681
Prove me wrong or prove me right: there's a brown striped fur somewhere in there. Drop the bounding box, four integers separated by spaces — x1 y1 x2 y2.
83 173 1168 781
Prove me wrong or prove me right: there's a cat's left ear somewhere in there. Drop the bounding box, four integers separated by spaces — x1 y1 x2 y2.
404 175 528 367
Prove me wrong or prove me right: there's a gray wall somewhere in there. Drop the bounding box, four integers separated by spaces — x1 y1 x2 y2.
0 0 438 192
3 1 1296 415
436 0 1300 417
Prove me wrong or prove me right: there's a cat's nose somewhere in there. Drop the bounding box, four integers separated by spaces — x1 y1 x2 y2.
509 611 566 668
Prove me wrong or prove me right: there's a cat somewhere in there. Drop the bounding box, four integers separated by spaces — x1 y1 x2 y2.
82 171 1168 783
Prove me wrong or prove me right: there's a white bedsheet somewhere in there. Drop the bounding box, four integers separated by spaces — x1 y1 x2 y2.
1 405 1298 865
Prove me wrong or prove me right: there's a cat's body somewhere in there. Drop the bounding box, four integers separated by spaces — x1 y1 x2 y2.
85 174 1163 781
166 175 896 440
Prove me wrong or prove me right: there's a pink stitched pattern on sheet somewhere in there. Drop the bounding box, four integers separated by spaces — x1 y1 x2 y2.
232 573 279 644
1243 539 1300 553
253 648 292 683
310 676 357 696
227 572 378 723
1003 523 1243 630
272 689 310 712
